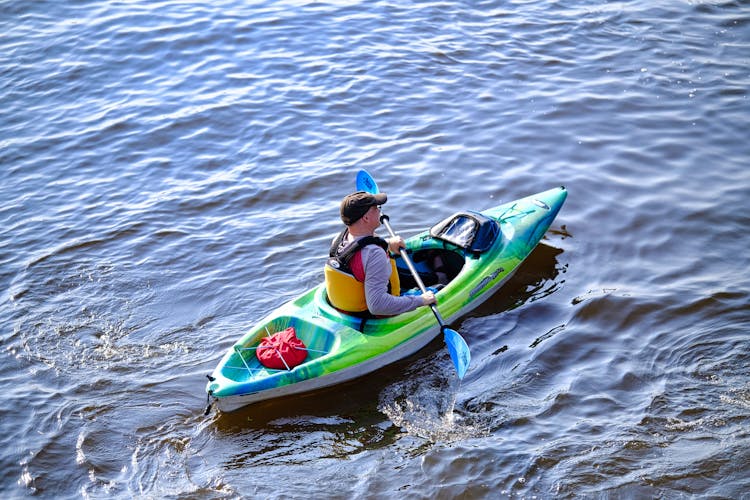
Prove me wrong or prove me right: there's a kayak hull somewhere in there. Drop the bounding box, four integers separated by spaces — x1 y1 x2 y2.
207 186 567 412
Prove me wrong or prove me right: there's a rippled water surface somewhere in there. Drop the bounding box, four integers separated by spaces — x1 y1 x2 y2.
2 0 749 497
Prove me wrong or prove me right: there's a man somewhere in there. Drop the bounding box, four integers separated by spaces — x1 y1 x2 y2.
324 191 436 316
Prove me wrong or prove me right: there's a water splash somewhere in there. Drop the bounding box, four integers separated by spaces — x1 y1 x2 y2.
377 359 489 442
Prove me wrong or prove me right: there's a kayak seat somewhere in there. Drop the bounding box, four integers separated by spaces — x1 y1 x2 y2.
429 211 500 257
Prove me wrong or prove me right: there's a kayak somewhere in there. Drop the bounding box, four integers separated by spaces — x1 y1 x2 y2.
205 185 567 412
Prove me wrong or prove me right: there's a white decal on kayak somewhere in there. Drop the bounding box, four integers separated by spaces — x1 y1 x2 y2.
533 199 550 210
469 267 504 298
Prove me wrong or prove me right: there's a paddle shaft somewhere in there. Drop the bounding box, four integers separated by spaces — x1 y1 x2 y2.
355 169 469 379
380 214 447 330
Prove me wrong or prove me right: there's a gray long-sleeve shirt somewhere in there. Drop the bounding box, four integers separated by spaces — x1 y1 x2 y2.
358 241 424 316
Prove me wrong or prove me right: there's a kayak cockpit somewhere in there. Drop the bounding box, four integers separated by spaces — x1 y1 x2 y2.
315 211 503 325
394 247 464 290
397 210 501 286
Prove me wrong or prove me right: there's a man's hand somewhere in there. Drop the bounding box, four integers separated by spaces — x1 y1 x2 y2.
386 236 406 255
421 291 436 306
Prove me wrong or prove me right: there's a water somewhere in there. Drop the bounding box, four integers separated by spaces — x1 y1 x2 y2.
2 0 749 497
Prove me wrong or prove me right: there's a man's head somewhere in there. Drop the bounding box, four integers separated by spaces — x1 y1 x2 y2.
340 191 387 225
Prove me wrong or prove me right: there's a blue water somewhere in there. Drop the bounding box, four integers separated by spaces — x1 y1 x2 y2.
2 0 749 497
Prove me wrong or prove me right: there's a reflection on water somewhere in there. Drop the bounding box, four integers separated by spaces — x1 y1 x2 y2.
467 241 566 318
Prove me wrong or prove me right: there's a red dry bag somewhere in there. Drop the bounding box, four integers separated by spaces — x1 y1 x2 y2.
256 327 307 369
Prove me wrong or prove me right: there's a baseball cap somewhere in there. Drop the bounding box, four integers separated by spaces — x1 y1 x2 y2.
340 191 387 225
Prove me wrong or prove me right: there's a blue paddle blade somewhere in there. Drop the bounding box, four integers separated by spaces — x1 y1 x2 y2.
444 328 470 379
356 169 379 194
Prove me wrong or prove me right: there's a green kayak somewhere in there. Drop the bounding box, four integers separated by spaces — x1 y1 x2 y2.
206 186 567 412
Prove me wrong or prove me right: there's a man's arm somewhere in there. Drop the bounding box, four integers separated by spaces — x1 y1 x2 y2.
361 245 426 316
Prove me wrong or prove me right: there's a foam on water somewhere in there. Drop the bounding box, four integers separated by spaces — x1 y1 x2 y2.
378 358 492 442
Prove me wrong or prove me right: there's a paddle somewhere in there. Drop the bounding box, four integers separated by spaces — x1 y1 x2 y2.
355 170 470 379
356 169 378 195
